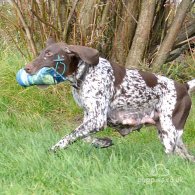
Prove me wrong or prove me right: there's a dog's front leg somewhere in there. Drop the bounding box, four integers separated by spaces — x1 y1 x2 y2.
51 79 112 151
50 116 106 151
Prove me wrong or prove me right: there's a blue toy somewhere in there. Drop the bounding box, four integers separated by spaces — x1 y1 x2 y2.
16 67 66 87
16 55 67 87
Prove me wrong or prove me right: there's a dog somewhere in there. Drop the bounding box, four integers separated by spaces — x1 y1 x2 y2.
25 39 195 161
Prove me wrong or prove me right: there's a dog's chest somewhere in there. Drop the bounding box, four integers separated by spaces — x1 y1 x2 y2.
72 58 115 108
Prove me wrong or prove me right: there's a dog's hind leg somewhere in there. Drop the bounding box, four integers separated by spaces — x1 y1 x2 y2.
157 120 194 161
174 131 195 162
156 91 180 155
172 94 195 162
159 89 195 162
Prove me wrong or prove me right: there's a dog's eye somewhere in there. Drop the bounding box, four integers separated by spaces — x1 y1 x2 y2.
45 51 53 57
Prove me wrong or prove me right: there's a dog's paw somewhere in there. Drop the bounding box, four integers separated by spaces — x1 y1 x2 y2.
118 124 143 136
48 145 59 153
92 137 113 148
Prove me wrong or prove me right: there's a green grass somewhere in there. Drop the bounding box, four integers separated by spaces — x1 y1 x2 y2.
0 46 195 195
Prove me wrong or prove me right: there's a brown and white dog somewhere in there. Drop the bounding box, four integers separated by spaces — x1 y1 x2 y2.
25 39 195 161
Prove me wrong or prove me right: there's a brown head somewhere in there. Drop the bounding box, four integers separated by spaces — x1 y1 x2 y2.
24 38 99 77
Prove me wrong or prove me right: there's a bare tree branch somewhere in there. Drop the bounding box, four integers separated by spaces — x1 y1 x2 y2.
175 19 195 46
63 0 79 41
8 0 38 57
30 8 60 34
3 27 27 58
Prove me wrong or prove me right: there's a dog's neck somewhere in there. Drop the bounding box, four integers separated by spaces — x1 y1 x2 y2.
67 60 89 89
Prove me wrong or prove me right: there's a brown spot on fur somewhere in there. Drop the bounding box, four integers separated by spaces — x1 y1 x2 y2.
110 62 126 87
172 82 191 130
66 56 79 76
139 71 158 88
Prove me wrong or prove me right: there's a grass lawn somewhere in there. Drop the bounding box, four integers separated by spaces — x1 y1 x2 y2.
0 47 195 195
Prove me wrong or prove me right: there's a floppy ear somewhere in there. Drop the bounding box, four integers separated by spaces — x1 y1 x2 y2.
46 37 56 47
67 45 99 65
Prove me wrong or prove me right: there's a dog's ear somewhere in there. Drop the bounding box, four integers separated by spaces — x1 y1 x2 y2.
67 45 99 65
46 37 56 47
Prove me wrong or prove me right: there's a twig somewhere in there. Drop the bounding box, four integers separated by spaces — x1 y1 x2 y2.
30 8 60 33
8 0 38 57
176 35 195 46
121 0 138 24
185 23 195 62
3 27 27 58
0 13 20 30
63 0 79 40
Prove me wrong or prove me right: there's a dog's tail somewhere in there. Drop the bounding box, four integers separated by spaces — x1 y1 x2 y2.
187 79 195 94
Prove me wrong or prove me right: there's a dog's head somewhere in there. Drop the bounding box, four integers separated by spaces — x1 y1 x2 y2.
25 38 99 77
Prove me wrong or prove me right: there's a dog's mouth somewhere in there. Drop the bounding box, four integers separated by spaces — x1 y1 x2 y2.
27 66 47 75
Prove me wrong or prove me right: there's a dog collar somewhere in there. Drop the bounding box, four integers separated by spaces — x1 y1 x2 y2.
53 56 89 88
53 55 67 81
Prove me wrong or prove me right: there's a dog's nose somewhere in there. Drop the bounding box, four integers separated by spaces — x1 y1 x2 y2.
24 64 33 74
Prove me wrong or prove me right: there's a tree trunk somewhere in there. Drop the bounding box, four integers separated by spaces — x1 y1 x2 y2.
125 0 156 68
79 0 97 44
111 0 139 65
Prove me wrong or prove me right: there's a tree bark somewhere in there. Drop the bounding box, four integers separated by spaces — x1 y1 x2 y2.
125 0 156 68
79 0 97 44
151 0 193 70
111 0 139 65
175 19 195 46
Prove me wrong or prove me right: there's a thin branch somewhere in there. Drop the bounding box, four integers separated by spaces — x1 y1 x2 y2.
3 27 27 58
63 0 79 40
0 13 20 30
8 0 38 57
151 0 193 70
185 23 195 62
30 8 60 33
121 0 138 24
176 35 195 46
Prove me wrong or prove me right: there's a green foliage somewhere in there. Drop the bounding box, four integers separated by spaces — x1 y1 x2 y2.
160 56 195 82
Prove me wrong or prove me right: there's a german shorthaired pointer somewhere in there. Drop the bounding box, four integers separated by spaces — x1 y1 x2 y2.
25 39 195 161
